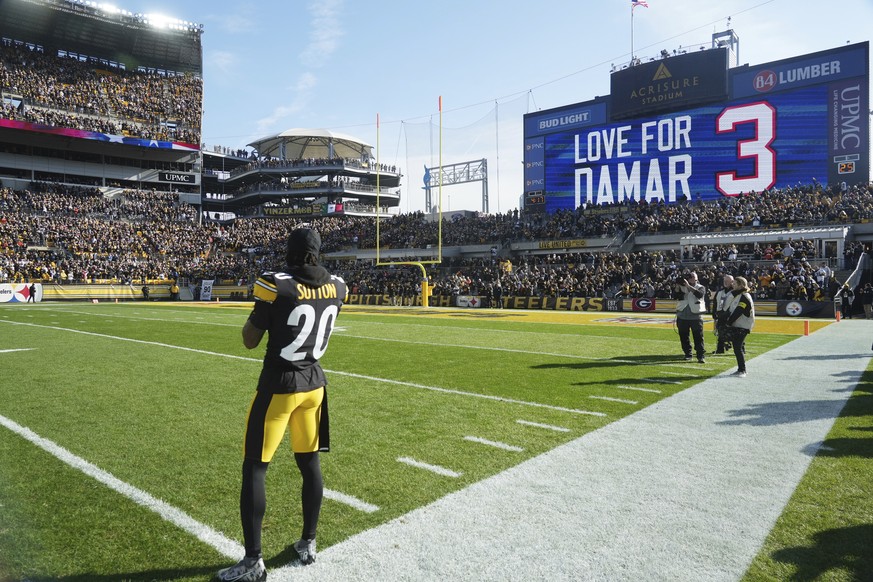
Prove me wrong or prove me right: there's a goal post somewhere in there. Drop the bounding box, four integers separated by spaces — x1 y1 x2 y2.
374 100 443 307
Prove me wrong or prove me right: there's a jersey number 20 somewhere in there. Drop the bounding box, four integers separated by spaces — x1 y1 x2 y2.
280 304 339 362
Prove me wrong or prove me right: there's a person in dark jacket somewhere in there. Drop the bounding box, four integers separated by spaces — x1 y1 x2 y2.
725 276 755 377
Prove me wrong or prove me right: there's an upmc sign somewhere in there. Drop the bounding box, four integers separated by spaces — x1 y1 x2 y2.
158 171 197 184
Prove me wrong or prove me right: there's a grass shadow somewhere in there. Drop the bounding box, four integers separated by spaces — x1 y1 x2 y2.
780 353 873 361
805 436 873 459
534 354 710 371
718 396 873 427
43 563 225 581
769 524 873 581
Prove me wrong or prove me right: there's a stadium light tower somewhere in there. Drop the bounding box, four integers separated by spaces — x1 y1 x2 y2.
712 28 740 67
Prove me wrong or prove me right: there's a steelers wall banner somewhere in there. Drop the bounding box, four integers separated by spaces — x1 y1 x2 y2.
0 283 40 303
456 296 484 308
777 300 835 318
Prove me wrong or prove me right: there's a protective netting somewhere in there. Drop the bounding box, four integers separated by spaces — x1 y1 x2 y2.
389 93 529 217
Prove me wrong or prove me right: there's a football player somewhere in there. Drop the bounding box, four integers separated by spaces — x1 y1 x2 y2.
218 228 347 582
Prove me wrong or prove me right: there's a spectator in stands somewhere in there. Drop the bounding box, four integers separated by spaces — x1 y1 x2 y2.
842 286 856 319
492 281 503 308
841 243 873 327
862 283 873 320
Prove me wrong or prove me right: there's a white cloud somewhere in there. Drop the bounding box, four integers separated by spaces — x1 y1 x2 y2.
255 0 344 133
256 72 318 133
207 50 240 77
205 4 257 35
300 0 344 68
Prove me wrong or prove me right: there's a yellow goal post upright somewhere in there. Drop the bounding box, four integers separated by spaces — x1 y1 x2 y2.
374 100 443 307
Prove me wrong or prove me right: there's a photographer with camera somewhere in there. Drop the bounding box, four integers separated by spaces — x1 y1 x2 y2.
675 270 707 363
712 274 734 354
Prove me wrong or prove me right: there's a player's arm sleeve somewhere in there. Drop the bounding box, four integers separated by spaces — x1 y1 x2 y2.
244 276 275 349
253 274 278 303
242 318 265 349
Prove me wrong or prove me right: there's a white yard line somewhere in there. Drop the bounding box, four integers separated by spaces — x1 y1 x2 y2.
0 413 243 560
330 369 606 417
323 489 379 514
641 377 682 384
615 384 662 394
516 419 571 432
0 319 603 416
589 395 638 405
463 436 524 452
396 457 461 478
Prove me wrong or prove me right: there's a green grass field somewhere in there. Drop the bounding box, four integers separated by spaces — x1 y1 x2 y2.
0 302 869 581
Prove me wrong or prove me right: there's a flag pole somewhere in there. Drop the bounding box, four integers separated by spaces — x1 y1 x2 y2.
631 4 635 65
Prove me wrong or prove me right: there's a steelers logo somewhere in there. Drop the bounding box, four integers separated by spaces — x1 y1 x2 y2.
786 301 803 316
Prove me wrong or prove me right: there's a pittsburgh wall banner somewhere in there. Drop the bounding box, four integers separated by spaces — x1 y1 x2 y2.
0 283 41 303
264 206 321 216
340 294 838 317
538 239 587 250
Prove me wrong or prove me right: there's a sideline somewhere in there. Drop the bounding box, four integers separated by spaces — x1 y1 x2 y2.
279 320 869 581
0 413 244 560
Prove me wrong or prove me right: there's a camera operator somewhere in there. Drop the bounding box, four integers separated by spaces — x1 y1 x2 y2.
712 274 734 354
675 270 707 363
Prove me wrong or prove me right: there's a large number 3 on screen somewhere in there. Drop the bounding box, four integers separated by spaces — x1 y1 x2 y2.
715 101 777 197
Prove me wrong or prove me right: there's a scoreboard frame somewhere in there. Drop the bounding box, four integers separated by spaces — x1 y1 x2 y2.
523 42 869 213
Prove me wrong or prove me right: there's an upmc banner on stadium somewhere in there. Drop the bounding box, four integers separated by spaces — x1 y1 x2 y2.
0 283 41 303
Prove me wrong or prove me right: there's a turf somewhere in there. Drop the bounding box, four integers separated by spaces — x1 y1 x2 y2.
0 302 861 581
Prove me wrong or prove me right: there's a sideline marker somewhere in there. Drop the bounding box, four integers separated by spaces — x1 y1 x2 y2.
836 310 841 322
804 320 810 336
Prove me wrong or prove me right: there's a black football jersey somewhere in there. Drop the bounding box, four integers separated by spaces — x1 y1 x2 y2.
248 268 348 393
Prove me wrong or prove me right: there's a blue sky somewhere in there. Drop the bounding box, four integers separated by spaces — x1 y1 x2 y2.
119 0 872 213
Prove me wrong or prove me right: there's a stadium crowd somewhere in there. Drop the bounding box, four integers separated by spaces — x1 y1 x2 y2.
2 180 871 305
0 42 202 144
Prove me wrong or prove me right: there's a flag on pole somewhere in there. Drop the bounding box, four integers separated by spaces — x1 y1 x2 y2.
632 0 649 8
